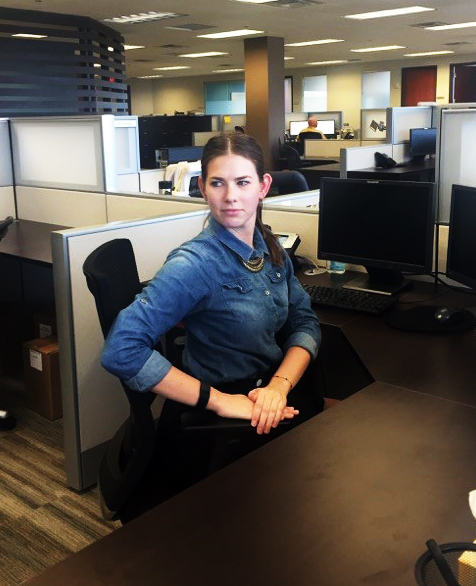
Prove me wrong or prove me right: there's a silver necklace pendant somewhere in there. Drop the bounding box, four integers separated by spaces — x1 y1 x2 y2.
241 256 265 272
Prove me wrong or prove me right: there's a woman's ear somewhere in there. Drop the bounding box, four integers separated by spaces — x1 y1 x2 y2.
198 176 207 200
259 173 272 200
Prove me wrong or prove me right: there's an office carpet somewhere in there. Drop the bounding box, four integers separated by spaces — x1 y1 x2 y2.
0 374 120 586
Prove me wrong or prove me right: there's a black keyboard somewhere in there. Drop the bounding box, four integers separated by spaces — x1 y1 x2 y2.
302 283 397 315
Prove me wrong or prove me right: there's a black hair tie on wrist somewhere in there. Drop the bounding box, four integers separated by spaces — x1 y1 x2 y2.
195 381 210 410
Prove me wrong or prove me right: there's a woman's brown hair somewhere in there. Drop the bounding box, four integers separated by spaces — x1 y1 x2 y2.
201 132 284 266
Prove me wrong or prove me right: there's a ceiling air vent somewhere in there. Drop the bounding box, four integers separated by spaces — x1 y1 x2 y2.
410 21 448 28
159 44 186 49
263 0 324 6
166 23 215 31
445 41 472 46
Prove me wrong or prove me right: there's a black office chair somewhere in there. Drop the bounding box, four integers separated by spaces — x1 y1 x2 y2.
0 216 17 431
83 238 250 523
414 539 476 586
299 130 323 141
268 171 309 195
279 145 315 171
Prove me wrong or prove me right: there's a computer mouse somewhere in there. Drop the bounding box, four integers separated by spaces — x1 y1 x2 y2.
434 307 460 323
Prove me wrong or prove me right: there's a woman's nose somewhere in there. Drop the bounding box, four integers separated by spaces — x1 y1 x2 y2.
224 183 238 201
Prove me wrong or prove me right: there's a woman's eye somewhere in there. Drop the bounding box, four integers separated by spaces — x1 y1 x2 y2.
210 180 223 187
237 180 250 186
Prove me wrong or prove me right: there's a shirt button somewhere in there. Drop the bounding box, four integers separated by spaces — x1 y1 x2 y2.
264 290 270 295
276 272 281 277
256 379 263 387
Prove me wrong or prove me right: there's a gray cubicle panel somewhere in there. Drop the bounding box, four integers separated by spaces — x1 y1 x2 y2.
437 107 476 222
52 210 208 490
0 119 15 218
387 106 433 144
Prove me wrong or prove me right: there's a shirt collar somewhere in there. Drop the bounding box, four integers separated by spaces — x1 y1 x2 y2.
207 216 268 261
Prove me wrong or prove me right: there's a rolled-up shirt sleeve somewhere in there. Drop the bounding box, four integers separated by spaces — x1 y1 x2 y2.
279 255 321 359
100 247 207 392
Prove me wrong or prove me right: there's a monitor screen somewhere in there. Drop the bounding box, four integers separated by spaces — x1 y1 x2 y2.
289 120 308 136
316 119 335 135
318 178 436 295
446 184 476 289
409 127 436 160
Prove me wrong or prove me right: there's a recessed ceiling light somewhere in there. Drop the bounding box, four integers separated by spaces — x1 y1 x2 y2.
212 68 245 73
426 21 476 30
153 65 191 71
404 50 455 56
351 45 405 53
345 6 434 20
198 29 264 39
104 12 186 25
124 45 145 50
285 39 344 47
306 60 349 65
179 52 229 58
93 63 101 68
284 57 295 60
12 33 47 38
138 75 163 78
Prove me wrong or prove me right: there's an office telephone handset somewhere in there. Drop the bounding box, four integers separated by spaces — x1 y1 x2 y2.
374 152 397 169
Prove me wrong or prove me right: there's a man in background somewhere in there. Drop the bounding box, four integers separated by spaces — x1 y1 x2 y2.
298 116 326 141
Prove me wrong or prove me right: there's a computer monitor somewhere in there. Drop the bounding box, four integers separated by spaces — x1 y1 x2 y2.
409 127 437 161
446 184 476 289
289 120 308 137
318 178 436 295
316 119 335 136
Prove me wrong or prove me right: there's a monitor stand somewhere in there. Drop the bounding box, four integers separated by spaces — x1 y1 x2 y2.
343 267 412 296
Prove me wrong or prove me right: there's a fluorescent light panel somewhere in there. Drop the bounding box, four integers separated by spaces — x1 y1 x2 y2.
12 33 47 38
285 39 344 47
345 6 434 20
180 52 228 57
153 65 191 70
351 45 405 53
426 21 476 30
124 45 145 50
104 12 184 24
404 50 455 56
138 75 163 78
198 29 264 39
307 60 348 65
212 68 244 73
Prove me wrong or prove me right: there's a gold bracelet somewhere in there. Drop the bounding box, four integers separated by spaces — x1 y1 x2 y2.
272 374 293 390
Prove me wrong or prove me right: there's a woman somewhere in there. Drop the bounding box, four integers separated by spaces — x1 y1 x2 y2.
101 132 323 479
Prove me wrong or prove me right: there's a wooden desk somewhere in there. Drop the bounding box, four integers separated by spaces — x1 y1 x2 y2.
298 163 340 189
348 159 435 182
25 382 476 586
0 219 67 264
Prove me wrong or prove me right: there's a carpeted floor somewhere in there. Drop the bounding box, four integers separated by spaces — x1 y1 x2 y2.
0 374 120 586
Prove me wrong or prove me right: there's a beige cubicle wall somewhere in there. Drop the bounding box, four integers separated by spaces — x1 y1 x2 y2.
52 204 322 490
106 192 207 222
0 186 15 219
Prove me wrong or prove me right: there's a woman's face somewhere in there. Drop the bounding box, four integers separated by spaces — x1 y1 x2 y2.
199 153 271 244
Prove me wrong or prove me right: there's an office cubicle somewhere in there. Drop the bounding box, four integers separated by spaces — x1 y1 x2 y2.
52 203 320 490
387 106 434 144
0 119 15 218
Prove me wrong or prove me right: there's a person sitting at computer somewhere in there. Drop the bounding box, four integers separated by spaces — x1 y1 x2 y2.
101 132 325 482
298 116 326 141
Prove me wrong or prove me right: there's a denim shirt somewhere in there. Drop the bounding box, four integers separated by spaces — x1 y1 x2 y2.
101 217 320 392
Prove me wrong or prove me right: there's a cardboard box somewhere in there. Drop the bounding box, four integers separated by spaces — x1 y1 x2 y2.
33 311 57 339
23 337 62 420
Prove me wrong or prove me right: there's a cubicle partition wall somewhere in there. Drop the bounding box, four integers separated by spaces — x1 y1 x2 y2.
436 107 476 222
0 119 15 218
52 205 320 490
387 106 434 144
340 143 394 177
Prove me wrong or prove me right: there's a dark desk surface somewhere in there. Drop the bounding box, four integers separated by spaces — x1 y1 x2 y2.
25 382 476 586
348 159 435 182
0 219 68 264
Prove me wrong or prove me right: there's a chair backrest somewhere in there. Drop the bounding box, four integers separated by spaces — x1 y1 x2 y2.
279 145 303 170
269 171 309 195
300 130 323 141
83 239 142 339
0 216 13 243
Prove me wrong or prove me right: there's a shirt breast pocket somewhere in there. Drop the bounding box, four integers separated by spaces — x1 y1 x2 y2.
222 277 261 322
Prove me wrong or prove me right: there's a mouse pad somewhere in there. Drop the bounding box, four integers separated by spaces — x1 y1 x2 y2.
385 306 476 333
